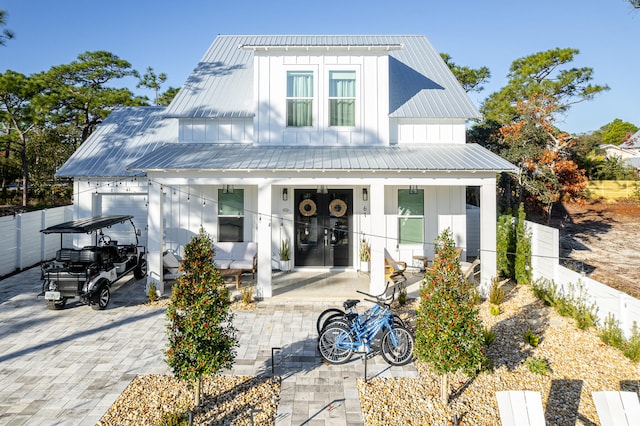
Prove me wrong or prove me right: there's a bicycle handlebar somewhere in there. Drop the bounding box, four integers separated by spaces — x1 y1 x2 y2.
357 281 396 307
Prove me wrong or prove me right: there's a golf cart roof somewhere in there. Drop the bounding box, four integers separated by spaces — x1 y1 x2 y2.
40 215 134 234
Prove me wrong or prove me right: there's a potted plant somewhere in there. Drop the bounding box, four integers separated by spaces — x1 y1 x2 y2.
279 239 291 272
359 238 371 272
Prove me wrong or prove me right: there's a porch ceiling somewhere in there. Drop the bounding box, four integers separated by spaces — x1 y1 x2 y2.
126 143 518 174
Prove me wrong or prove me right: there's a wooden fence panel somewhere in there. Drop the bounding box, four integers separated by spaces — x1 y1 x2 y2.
585 180 638 200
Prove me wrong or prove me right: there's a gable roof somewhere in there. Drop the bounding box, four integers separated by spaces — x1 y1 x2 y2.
163 35 480 120
56 106 177 177
126 143 517 173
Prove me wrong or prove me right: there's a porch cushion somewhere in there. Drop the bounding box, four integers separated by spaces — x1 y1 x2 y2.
212 242 257 273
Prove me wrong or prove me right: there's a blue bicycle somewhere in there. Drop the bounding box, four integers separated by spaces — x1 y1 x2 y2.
317 287 414 366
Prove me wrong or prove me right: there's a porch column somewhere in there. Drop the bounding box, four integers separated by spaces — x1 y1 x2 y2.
369 182 386 295
257 181 272 298
479 178 497 295
147 181 164 295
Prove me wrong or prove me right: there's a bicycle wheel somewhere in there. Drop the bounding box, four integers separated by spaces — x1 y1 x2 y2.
380 325 414 366
318 324 354 364
316 308 344 334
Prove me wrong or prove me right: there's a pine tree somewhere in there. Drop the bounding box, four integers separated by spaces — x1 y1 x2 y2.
165 227 237 406
415 229 486 404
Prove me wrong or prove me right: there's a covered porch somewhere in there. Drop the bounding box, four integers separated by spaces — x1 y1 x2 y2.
128 144 517 299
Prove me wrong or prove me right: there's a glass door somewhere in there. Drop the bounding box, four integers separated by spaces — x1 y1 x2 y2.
294 189 352 267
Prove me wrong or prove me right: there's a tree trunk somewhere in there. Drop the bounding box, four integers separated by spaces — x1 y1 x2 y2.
440 374 449 404
194 375 202 407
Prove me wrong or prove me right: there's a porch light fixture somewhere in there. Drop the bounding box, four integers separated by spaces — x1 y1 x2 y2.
409 185 419 194
282 188 288 201
317 185 328 194
362 188 368 201
222 185 234 194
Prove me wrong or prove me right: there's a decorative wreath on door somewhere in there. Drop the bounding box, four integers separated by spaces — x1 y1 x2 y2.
329 199 347 217
299 199 317 216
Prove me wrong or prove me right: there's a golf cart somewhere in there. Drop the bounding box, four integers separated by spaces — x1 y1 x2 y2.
40 215 146 310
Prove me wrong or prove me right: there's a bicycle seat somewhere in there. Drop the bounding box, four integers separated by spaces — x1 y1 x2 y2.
343 299 360 310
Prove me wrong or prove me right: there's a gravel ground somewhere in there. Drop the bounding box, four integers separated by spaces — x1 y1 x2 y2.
99 285 638 425
359 283 640 425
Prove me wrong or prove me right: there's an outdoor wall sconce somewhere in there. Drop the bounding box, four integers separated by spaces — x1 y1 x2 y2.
409 185 419 194
362 188 368 201
222 185 234 194
316 185 328 194
282 188 288 201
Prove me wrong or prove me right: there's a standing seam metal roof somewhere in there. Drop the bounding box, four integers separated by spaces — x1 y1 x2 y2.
126 143 518 173
163 35 480 120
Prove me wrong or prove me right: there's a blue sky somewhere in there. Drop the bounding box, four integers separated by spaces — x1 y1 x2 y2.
1 0 638 134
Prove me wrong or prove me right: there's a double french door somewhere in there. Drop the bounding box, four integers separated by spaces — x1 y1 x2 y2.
294 189 352 267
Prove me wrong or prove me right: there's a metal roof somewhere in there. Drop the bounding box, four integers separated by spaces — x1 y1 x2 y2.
163 35 480 120
40 215 134 234
56 107 177 177
126 143 518 173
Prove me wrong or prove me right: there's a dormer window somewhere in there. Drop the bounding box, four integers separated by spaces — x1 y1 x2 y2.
286 71 314 127
329 71 356 126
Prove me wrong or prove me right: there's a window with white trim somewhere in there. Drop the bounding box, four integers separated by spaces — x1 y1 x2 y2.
329 70 356 126
286 71 313 127
218 189 244 242
397 189 424 244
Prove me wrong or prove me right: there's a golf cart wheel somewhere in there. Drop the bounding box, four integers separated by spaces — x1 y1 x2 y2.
46 298 67 310
91 282 111 310
134 258 147 279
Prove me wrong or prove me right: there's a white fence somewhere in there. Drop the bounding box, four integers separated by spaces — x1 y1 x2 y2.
0 206 73 277
528 220 640 337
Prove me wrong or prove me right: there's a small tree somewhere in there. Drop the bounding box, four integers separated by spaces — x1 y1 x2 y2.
515 203 532 285
496 210 516 279
415 229 486 404
165 227 237 407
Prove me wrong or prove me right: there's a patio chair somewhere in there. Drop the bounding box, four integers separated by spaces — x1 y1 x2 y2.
592 391 640 426
496 390 545 426
163 251 183 281
384 249 407 278
461 258 481 284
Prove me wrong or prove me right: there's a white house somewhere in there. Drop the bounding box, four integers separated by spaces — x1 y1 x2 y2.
601 129 640 171
56 34 517 297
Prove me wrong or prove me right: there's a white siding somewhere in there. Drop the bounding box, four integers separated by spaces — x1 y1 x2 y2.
100 194 148 248
253 51 389 146
179 118 253 143
390 118 467 145
384 185 467 265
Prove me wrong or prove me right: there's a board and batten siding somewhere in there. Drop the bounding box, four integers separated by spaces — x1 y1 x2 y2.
179 118 253 143
253 52 390 146
383 185 467 265
390 118 467 145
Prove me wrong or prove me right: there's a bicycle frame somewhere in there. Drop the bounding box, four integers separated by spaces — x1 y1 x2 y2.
335 303 396 353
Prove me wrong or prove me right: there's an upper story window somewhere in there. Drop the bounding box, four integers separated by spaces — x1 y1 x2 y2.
329 71 356 126
286 71 313 127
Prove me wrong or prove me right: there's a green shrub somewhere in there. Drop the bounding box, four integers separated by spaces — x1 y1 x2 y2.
525 357 550 375
483 327 496 345
496 212 515 279
160 411 189 426
623 323 640 363
488 278 504 305
241 286 253 304
529 278 597 330
489 305 501 316
600 314 625 349
398 286 407 306
514 203 532 285
147 281 158 302
523 328 540 347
